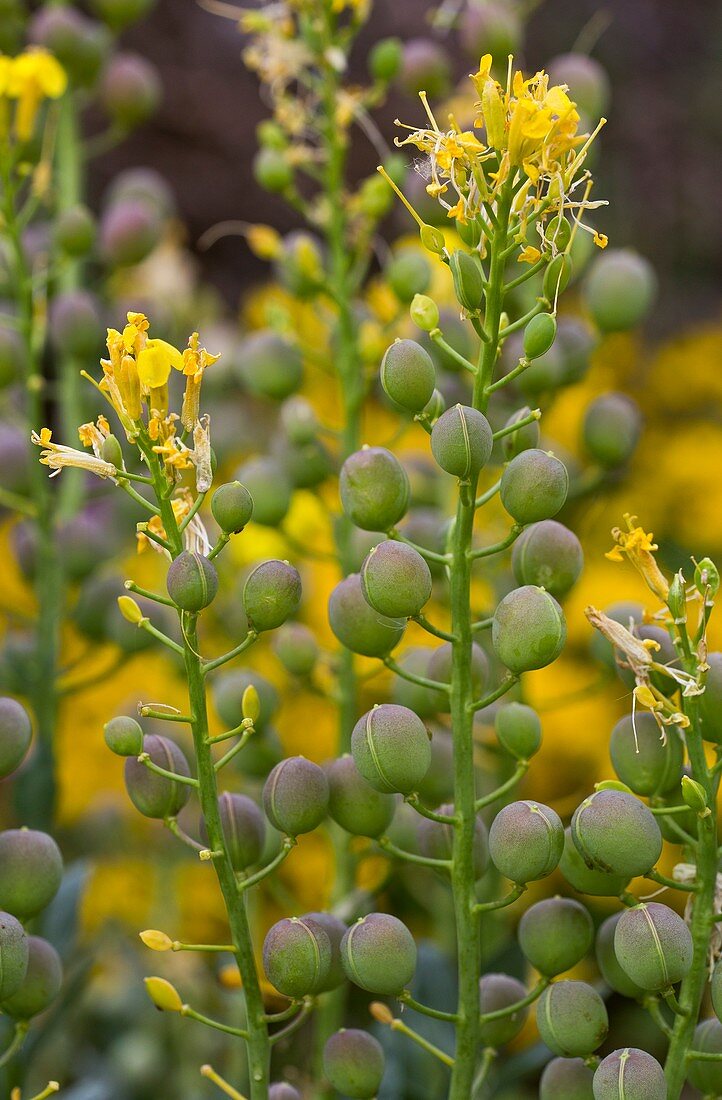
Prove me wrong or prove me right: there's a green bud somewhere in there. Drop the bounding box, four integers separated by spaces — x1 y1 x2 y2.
681 774 709 815
263 916 332 998
341 912 416 995
667 570 687 622
536 981 608 1058
614 902 693 991
101 433 124 468
523 312 557 360
449 249 484 313
420 223 446 255
695 556 720 599
593 1049 667 1100
410 293 440 332
457 217 482 249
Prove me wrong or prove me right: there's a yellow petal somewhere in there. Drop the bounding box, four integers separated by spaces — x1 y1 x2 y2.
136 339 183 389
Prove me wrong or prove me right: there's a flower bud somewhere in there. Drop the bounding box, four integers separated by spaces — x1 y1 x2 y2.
1 934 61 1019
479 973 528 1047
386 247 431 304
323 1029 385 1100
243 559 301 633
502 406 540 459
583 392 642 468
341 913 416 995
53 204 96 257
519 897 593 977
340 447 409 531
329 574 405 657
124 735 192 819
399 38 450 98
410 293 439 332
139 929 172 951
696 556 720 598
595 913 646 998
681 774 709 815
495 702 541 760
237 331 302 401
0 913 28 999
492 585 566 673
584 249 656 332
540 1057 594 1100
609 713 683 796
263 916 332 998
212 669 278 732
380 339 436 413
488 800 564 883
263 756 329 836
449 249 484 313
235 457 291 527
104 714 143 757
431 404 493 480
614 902 693 991
253 147 294 193
327 755 397 839
0 829 63 918
418 804 488 879
536 981 608 1058
570 789 662 879
369 36 402 82
688 1019 722 1095
559 827 630 897
101 52 161 129
0 697 32 779
144 976 182 1012
523 313 557 360
501 449 568 523
512 519 583 598
361 541 432 620
352 704 431 795
101 433 124 468
167 551 218 613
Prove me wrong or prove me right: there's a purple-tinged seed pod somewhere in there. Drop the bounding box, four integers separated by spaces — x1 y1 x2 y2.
427 642 488 713
511 520 583 598
570 789 662 879
1 934 62 1019
351 704 431 795
478 973 528 1047
540 1056 595 1100
235 456 292 527
263 756 329 836
613 902 693 992
492 585 566 673
518 897 593 976
0 696 32 778
559 828 630 898
459 2 521 63
327 755 397 839
303 911 347 992
263 916 332 998
595 913 646 999
430 404 493 480
124 735 191 820
104 715 143 758
323 1028 385 1099
688 1018 722 1094
495 702 542 760
399 38 450 99
488 800 564 883
99 198 162 267
104 166 175 218
400 509 448 578
166 551 218 613
582 393 642 468
500 448 568 523
30 5 109 86
380 339 436 413
340 447 410 532
237 331 302 401
273 623 318 678
0 830 63 919
391 647 445 717
583 249 656 333
328 574 405 658
713 958 722 1023
0 912 28 999
243 559 301 633
609 713 683 796
100 52 161 129
211 481 254 533
49 291 102 358
268 1085 301 1100
361 541 432 619
536 980 608 1058
593 1048 667 1100
200 793 265 873
418 804 488 879
341 912 416 995
699 651 722 743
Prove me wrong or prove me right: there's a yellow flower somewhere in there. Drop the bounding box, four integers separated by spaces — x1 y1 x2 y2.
136 337 184 390
518 245 542 264
606 514 670 602
5 49 67 142
32 428 117 480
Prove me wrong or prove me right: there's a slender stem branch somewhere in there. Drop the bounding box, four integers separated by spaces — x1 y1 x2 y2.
383 656 449 694
203 631 258 675
378 836 451 871
474 762 528 811
180 1004 249 1039
400 991 459 1023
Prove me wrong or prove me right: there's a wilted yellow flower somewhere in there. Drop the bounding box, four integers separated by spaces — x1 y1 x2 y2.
32 428 117 480
606 514 670 601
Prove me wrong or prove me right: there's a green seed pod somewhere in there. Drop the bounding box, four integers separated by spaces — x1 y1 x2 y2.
536 980 608 1058
0 934 62 1019
399 37 450 98
583 393 642 468
0 912 28 999
500 449 569 523
559 828 630 897
512 520 583 598
697 650 722 743
235 457 292 527
104 714 143 757
518 897 594 976
428 642 488 714
99 197 162 267
380 339 436 413
263 756 329 836
492 585 566 673
49 291 102 358
166 551 218 613
541 1058 594 1100
341 912 416 995
488 800 564 883
239 728 283 779
502 406 540 459
593 1048 667 1100
613 902 692 992
212 670 278 732
695 556 720 598
523 313 557 360
211 481 254 533
275 231 324 299
351 704 431 795
369 35 402 82
495 702 542 760
459 1 520 62
269 1085 301 1100
361 541 432 619
54 203 96 257
31 6 110 86
401 509 448 579
273 623 318 677
543 253 572 299
391 647 445 717
422 388 445 422
329 574 405 657
595 913 646 998
324 1030 384 1099
302 911 346 992
0 830 63 919
263 916 332 998
410 293 440 333
101 52 160 128
584 249 657 333
386 247 431 304
243 559 301 633
431 404 493 479
417 726 454 804
101 433 124 468
124 735 191 821
327 755 397 839
340 447 410 532
418 804 488 879
609 713 683 796
0 696 32 778
557 316 595 384
253 147 294 193
89 0 155 31
544 214 573 252
571 790 662 879
200 793 265 873
237 331 302 401
547 52 610 119
478 973 528 1047
449 249 484 313
688 1018 722 1094
279 395 318 445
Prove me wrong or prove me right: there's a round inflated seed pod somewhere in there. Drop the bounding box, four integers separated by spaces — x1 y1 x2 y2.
595 913 646 998
0 830 63 919
327 755 397 838
361 541 432 619
1 935 62 1018
0 912 28 999
211 481 254 533
303 911 347 992
263 916 332 998
593 1048 667 1100
243 559 301 633
488 800 564 883
698 651 722 743
613 903 693 991
518 897 594 976
166 551 218 612
536 980 608 1058
211 793 266 872
609 713 683 796
584 249 656 333
268 1085 301 1100
523 313 557 360
391 647 445 717
124 735 192 820
104 714 143 757
238 331 302 401
500 449 569 523
571 789 662 879
273 623 318 677
323 1029 385 1099
713 958 722 1022
0 696 32 778
235 457 291 527
341 912 416 995
492 585 566 673
212 669 278 731
351 704 431 794
559 828 630 897
688 1018 722 1094
417 804 488 879
495 702 542 760
478 973 529 1047
328 574 405 657
427 642 488 712
340 447 410 531
511 520 583 598
430 404 493 479
380 339 436 413
263 756 329 836
583 393 642 468
540 1057 595 1100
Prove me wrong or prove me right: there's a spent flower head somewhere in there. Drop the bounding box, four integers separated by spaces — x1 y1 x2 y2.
606 513 670 601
